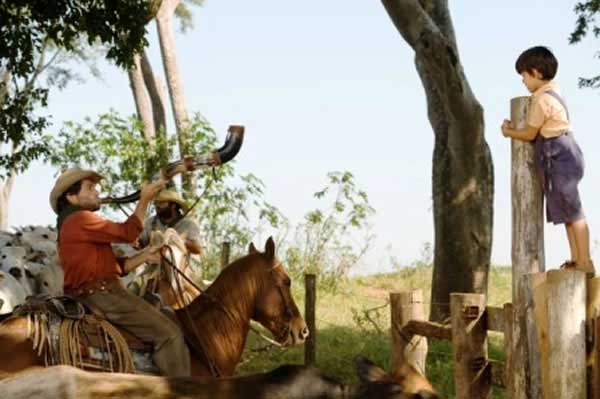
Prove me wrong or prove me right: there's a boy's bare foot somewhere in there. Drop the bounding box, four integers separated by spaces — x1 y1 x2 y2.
576 260 596 279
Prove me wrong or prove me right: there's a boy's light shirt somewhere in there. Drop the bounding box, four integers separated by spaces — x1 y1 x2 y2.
527 81 571 138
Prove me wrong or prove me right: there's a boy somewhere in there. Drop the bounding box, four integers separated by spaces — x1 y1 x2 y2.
501 46 594 277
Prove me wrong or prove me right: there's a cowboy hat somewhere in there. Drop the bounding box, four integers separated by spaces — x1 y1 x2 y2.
154 189 188 211
49 168 103 214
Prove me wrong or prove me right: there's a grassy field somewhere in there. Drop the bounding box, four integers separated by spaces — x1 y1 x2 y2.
237 265 513 399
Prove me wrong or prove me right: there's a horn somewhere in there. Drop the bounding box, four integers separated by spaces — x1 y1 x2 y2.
100 125 245 205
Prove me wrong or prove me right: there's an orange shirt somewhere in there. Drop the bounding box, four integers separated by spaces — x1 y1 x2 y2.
58 211 142 290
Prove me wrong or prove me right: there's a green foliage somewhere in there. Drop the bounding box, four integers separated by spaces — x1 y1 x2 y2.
283 171 375 290
570 0 600 89
0 0 156 176
174 0 205 33
46 110 285 279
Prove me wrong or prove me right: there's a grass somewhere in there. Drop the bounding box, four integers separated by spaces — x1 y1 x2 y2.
236 265 513 399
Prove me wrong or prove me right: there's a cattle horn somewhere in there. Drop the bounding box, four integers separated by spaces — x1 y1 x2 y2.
100 125 245 205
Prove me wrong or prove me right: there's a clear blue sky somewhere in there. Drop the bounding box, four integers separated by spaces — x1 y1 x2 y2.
8 1 599 274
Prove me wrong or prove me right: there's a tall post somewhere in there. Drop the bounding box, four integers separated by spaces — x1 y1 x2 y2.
220 241 230 269
533 270 586 399
390 290 428 374
510 96 545 398
304 274 316 366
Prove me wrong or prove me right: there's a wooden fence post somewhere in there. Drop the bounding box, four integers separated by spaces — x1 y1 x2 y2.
220 241 230 269
304 274 316 366
390 290 428 374
451 293 490 399
511 96 545 398
534 270 586 399
593 315 600 399
587 278 600 398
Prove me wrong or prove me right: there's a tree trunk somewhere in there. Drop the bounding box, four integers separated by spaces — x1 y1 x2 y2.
128 54 157 179
140 51 169 167
128 54 156 141
156 0 195 197
0 174 15 231
382 0 494 322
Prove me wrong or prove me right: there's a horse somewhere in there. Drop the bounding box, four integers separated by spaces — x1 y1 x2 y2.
0 356 439 399
0 237 309 377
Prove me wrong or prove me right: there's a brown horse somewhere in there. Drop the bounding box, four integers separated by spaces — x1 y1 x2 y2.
0 237 309 377
0 356 439 399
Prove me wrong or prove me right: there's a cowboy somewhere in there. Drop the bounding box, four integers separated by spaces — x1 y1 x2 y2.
138 189 203 256
50 168 191 376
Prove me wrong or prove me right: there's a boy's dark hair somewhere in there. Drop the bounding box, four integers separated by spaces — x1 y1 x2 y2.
56 180 83 214
515 46 558 80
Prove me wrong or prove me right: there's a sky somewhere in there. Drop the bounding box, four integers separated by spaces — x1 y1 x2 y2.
7 1 600 275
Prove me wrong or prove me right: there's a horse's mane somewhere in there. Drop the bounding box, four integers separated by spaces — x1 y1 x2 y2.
183 252 266 318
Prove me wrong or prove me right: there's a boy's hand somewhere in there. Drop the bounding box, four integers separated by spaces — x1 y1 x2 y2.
501 119 512 137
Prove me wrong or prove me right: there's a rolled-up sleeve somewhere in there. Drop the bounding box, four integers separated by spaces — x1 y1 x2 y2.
77 211 143 244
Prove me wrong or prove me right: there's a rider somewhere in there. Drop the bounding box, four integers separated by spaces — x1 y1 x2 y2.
138 189 203 256
50 168 191 376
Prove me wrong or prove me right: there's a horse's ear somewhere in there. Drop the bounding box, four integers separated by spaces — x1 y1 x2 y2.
265 236 275 259
248 242 258 254
355 356 387 383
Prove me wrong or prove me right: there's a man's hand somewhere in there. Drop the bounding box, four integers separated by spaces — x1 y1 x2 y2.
140 179 168 203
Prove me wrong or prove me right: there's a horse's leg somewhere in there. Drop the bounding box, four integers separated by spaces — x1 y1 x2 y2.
0 317 44 373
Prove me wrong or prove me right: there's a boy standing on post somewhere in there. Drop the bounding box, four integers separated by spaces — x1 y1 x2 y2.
501 46 594 277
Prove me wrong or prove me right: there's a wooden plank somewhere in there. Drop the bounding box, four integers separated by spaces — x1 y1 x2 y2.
451 293 490 399
401 319 452 341
485 306 504 333
390 291 428 373
304 274 316 366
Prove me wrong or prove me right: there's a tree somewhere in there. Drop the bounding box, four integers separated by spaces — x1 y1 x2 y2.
381 0 494 321
0 1 160 175
125 0 203 197
570 0 600 89
0 1 161 229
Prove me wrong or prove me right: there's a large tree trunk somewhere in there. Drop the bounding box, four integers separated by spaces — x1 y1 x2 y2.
382 0 494 322
156 0 195 197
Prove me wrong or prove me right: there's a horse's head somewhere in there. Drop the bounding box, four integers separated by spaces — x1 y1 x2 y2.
248 237 309 347
354 356 439 399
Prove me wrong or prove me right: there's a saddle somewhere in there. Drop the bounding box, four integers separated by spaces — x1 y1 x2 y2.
13 294 158 374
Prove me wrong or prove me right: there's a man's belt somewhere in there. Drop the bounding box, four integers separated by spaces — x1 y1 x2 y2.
65 278 123 298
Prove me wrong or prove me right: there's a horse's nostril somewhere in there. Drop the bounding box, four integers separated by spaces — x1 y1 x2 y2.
301 327 309 338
